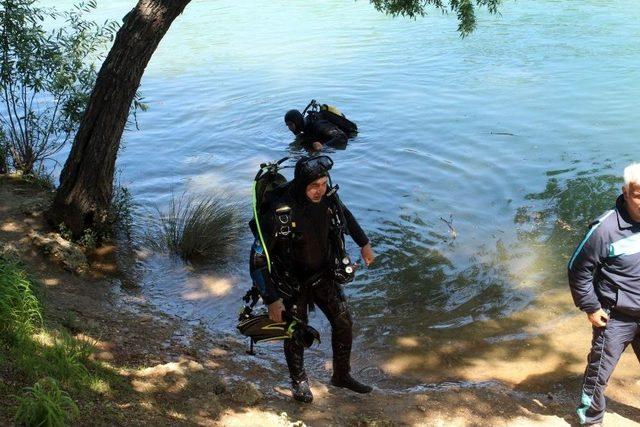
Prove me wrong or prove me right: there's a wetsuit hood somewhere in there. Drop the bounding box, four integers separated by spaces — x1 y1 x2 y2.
293 156 333 201
285 110 305 135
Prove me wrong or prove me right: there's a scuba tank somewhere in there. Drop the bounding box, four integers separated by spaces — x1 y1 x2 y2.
239 157 291 353
302 99 358 135
319 103 358 135
321 104 343 116
248 157 290 298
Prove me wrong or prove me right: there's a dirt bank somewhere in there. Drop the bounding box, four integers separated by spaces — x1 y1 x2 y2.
1 174 640 426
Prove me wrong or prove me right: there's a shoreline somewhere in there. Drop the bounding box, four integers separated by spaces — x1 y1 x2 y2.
2 174 640 426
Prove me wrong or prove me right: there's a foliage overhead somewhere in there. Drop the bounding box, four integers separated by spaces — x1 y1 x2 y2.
0 0 118 174
368 0 501 36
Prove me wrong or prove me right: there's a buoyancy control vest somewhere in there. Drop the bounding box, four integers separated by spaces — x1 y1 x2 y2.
246 157 356 306
302 99 358 135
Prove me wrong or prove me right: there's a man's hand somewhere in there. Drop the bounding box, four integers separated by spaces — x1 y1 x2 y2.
361 243 375 266
268 299 285 323
312 141 323 151
587 308 609 327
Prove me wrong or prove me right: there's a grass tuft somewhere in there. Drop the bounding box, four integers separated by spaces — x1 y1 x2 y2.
41 332 93 387
146 192 243 264
0 255 105 423
0 255 43 342
14 377 79 427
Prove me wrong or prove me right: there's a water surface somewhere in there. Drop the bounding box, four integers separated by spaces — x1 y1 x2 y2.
48 0 640 385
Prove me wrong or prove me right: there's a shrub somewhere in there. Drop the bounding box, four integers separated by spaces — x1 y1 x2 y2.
54 183 134 246
0 0 118 174
21 168 56 190
107 183 135 239
77 228 97 251
14 377 79 427
147 192 243 264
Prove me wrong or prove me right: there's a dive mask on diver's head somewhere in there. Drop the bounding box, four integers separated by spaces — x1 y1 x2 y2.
297 155 333 181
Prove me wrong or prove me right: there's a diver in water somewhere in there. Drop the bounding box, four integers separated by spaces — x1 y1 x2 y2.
284 101 357 152
251 155 375 403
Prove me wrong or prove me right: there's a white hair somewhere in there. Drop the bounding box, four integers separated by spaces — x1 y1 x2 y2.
623 163 640 188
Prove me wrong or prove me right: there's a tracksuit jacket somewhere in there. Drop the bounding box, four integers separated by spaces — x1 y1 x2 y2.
569 195 640 316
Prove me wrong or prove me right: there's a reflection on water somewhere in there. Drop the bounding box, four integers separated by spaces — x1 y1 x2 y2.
350 169 626 384
518 171 619 240
514 170 620 288
352 213 531 334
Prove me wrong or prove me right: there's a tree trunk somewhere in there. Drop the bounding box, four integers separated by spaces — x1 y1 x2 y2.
47 0 190 237
0 151 6 174
0 140 6 174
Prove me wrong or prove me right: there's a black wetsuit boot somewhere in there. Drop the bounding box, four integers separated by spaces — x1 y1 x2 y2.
316 281 372 394
331 372 372 394
291 379 313 403
284 304 313 403
330 338 372 394
284 340 313 402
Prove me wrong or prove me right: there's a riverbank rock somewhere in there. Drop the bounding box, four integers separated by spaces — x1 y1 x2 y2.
0 242 21 260
29 230 88 274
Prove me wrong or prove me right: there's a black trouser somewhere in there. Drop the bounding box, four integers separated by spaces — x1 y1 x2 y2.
283 279 353 382
577 308 640 424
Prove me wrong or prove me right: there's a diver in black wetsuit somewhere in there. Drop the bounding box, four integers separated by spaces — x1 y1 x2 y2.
284 109 348 152
255 156 375 403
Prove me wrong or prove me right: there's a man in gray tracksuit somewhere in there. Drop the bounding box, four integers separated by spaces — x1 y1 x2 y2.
568 163 640 426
